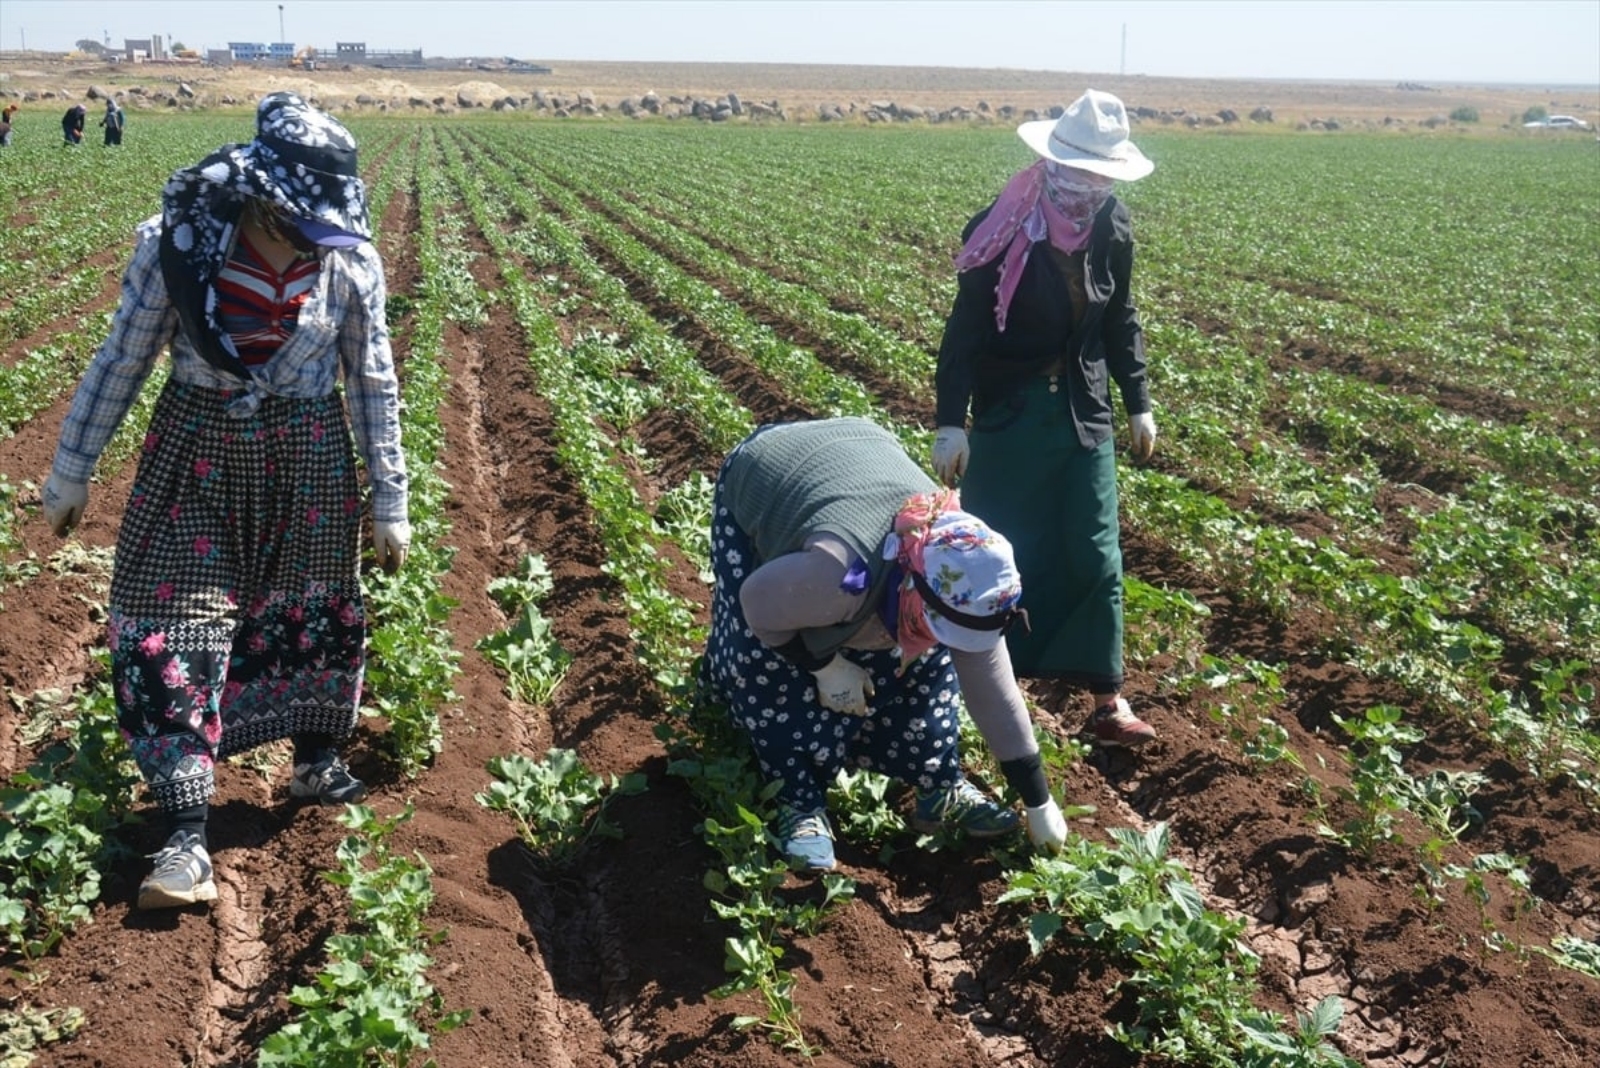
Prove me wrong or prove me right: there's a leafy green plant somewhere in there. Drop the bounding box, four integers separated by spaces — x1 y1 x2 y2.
0 1003 86 1066
1000 823 1357 1066
1 663 139 963
1237 995 1359 1067
1318 705 1423 856
477 555 572 704
475 749 646 868
257 804 469 1067
1534 934 1600 979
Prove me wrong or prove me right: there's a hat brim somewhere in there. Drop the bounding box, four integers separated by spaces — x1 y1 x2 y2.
224 142 373 242
1017 118 1154 181
294 216 367 247
925 610 1006 654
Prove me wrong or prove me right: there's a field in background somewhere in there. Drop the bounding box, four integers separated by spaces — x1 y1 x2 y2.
5 52 1599 127
1 113 1597 1067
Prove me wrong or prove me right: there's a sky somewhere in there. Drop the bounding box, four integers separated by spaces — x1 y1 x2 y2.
2 0 1597 86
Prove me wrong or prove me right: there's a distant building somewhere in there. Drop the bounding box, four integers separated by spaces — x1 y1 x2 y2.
123 35 166 62
219 37 420 67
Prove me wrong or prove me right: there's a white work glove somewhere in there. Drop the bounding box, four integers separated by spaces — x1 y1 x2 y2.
931 426 969 486
41 474 88 537
1024 799 1068 854
373 519 411 575
1129 411 1157 461
811 655 875 716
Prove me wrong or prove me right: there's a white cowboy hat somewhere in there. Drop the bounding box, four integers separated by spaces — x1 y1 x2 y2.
1016 88 1154 182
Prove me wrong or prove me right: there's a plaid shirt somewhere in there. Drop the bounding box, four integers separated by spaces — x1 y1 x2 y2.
52 216 408 522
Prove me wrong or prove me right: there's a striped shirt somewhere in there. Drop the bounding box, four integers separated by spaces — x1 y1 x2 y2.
215 232 321 367
51 215 408 522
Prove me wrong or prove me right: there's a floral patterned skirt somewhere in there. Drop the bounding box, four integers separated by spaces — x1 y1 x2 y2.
108 379 367 811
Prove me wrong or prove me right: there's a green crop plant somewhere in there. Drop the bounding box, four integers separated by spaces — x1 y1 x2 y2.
258 804 469 1067
1183 655 1301 771
477 554 572 705
1 662 139 963
1125 576 1212 673
475 749 646 869
1319 705 1424 856
1235 996 1360 1068
0 1003 86 1066
1535 934 1600 979
1000 823 1357 1065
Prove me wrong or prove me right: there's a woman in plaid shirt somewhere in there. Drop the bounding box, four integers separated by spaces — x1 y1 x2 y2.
42 93 410 911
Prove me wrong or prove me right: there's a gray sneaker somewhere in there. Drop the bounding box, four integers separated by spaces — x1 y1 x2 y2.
137 831 218 910
290 754 368 805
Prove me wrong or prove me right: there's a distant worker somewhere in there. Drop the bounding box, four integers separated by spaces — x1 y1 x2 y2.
100 98 125 146
62 103 86 145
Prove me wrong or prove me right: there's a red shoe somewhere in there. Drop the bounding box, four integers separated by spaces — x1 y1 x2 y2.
1086 697 1156 748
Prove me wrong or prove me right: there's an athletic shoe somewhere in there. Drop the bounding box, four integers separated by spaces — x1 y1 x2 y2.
137 831 218 910
775 805 837 871
289 754 368 805
911 778 1020 838
1086 697 1157 748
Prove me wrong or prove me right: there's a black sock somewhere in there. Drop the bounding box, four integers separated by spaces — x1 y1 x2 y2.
166 803 209 849
293 732 337 767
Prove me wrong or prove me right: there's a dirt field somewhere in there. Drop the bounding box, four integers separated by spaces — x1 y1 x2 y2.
2 56 1598 1068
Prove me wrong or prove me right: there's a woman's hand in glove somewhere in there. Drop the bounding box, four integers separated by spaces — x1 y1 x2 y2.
42 474 88 537
373 519 412 575
1024 798 1068 854
812 655 875 716
931 426 970 486
1129 412 1157 461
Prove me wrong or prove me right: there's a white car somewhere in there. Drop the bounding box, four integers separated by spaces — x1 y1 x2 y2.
1524 115 1592 129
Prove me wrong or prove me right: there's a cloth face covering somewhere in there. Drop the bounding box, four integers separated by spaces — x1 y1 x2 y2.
954 159 1114 331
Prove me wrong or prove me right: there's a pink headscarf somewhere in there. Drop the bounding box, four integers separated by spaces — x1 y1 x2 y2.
885 489 1023 672
954 160 1113 331
888 489 958 670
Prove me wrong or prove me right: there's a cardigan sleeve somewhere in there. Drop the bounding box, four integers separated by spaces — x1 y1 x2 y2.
934 210 994 428
1102 205 1151 417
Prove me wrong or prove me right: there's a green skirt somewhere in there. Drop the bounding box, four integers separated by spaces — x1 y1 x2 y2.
959 378 1124 689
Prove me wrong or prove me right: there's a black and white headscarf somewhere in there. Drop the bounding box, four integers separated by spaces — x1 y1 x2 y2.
158 92 370 381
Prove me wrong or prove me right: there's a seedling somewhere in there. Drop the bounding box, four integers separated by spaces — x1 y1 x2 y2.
475 748 646 868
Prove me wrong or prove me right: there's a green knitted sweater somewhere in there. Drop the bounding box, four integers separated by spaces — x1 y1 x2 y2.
722 418 935 657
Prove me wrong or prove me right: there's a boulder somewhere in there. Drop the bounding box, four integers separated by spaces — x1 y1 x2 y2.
454 80 510 108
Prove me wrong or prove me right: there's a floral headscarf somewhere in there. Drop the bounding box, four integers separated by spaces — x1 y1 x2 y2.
157 92 369 382
882 490 1024 671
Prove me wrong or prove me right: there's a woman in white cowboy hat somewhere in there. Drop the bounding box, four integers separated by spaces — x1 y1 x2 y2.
41 92 410 910
702 417 1069 872
931 88 1159 750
